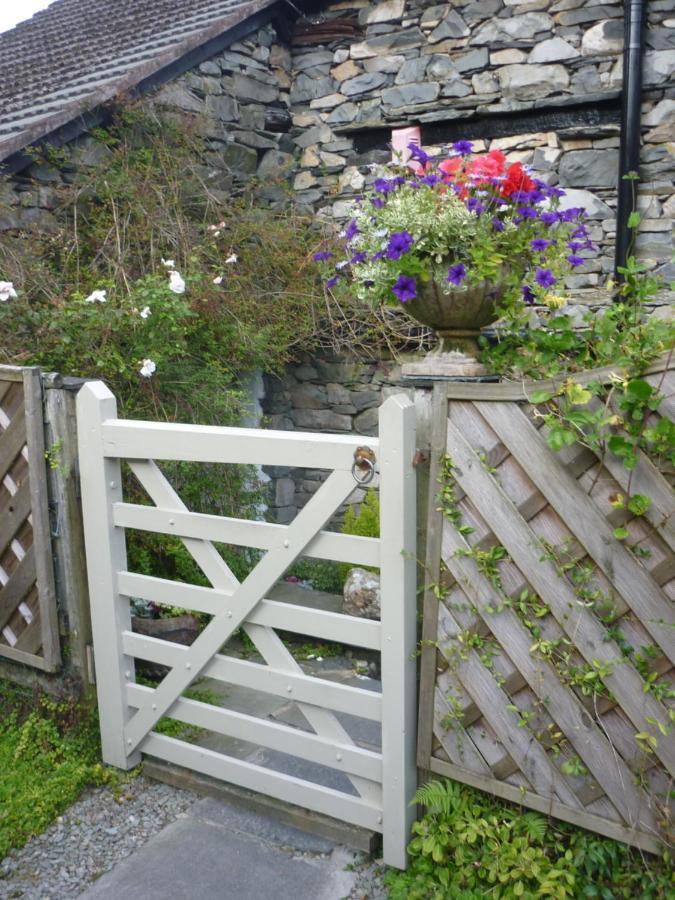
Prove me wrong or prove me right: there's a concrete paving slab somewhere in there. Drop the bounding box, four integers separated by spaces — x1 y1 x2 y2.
79 812 357 900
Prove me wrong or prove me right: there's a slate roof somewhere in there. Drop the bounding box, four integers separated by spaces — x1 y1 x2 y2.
0 0 282 164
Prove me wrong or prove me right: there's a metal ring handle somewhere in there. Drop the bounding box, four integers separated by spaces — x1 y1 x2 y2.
352 457 375 485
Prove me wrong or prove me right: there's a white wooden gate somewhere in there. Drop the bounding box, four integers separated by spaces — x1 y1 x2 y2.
76 381 417 868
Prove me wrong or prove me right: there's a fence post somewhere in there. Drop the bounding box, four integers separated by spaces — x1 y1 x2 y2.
378 393 417 869
77 381 140 768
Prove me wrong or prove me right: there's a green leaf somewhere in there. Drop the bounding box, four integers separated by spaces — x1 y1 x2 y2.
627 494 652 516
627 211 641 229
625 379 653 403
613 526 629 541
529 390 554 404
565 382 592 405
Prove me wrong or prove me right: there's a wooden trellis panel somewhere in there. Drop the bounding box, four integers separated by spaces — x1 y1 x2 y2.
0 365 60 671
418 355 674 853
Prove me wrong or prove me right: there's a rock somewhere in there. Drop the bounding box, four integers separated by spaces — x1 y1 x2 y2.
341 71 389 96
256 150 295 178
300 146 320 167
354 406 379 434
497 63 570 100
557 4 622 26
333 48 349 64
343 568 381 620
292 409 352 431
646 27 675 51
350 29 425 58
452 47 489 72
491 48 527 65
474 13 554 44
231 130 278 149
294 124 332 148
363 54 405 73
331 59 360 81
290 75 335 103
294 171 317 190
206 95 239 122
428 10 470 43
395 57 429 84
320 151 346 168
556 188 613 220
529 37 579 62
294 50 334 71
221 143 258 174
420 4 449 28
199 60 221 76
643 98 675 127
156 83 204 112
644 50 675 85
326 382 352 405
472 71 499 94
580 19 623 56
326 102 359 125
558 149 619 188
338 166 366 191
382 82 440 107
310 93 346 109
230 74 278 103
69 138 113 167
361 0 405 25
426 55 458 79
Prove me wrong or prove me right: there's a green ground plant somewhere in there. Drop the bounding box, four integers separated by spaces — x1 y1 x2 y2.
339 488 380 583
0 684 117 859
385 780 674 899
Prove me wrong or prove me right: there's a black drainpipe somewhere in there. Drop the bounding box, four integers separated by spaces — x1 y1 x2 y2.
614 0 646 283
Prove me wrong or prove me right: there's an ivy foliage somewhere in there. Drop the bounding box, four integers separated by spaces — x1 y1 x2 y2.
385 780 674 899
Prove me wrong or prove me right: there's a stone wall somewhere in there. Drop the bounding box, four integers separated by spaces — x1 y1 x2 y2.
287 0 675 284
262 356 409 523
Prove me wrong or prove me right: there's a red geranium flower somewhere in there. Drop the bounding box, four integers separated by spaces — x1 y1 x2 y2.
501 162 535 197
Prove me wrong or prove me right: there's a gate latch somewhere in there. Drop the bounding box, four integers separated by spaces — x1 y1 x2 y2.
352 446 376 485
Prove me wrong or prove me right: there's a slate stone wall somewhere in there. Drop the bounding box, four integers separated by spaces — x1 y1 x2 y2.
287 0 675 284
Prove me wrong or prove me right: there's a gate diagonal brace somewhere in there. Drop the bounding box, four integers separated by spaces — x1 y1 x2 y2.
124 459 382 805
123 468 359 755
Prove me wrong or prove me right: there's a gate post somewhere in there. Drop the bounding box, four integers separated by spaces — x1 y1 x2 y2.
77 382 140 769
378 394 417 869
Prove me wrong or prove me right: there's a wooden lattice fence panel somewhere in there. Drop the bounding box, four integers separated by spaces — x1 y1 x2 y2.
0 365 60 670
418 356 674 853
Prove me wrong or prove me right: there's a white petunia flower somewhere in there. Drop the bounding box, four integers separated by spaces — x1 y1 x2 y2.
213 231 220 238
168 270 185 294
225 253 238 265
140 306 151 319
213 275 223 285
84 289 107 303
0 281 18 302
139 358 156 378
161 258 175 268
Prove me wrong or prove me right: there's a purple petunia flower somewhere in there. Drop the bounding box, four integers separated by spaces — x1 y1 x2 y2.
467 198 485 215
492 217 505 232
351 251 367 265
325 275 341 289
535 267 557 288
371 197 385 209
312 251 333 262
539 211 560 226
386 230 414 260
530 238 551 252
567 254 585 268
408 143 432 167
560 207 584 223
392 275 417 303
522 284 536 304
571 225 589 239
452 140 473 156
344 219 360 243
374 178 393 194
517 206 537 219
421 174 440 187
447 263 467 286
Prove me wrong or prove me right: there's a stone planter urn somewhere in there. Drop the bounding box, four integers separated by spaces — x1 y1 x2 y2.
401 264 510 377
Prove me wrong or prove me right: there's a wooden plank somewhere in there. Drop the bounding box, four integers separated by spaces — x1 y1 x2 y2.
113 502 380 568
473 401 675 662
0 641 50 670
142 733 383 832
379 394 418 869
122 631 382 721
427 758 662 855
127 683 383 782
0 477 31 557
0 405 27 483
103 419 378 471
0 546 35 631
443 414 675 780
126 459 380 806
433 688 493 774
437 517 658 832
443 354 673 402
22 368 60 671
417 386 448 770
0 366 25 383
77 382 141 770
118 570 381 650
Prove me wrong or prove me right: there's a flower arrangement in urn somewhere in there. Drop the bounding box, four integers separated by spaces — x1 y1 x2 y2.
314 141 593 375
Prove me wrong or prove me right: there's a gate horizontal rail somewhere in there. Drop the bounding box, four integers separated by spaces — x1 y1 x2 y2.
77 380 417 868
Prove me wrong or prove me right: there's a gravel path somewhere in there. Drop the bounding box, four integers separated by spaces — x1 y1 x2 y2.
0 777 194 900
0 776 387 900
